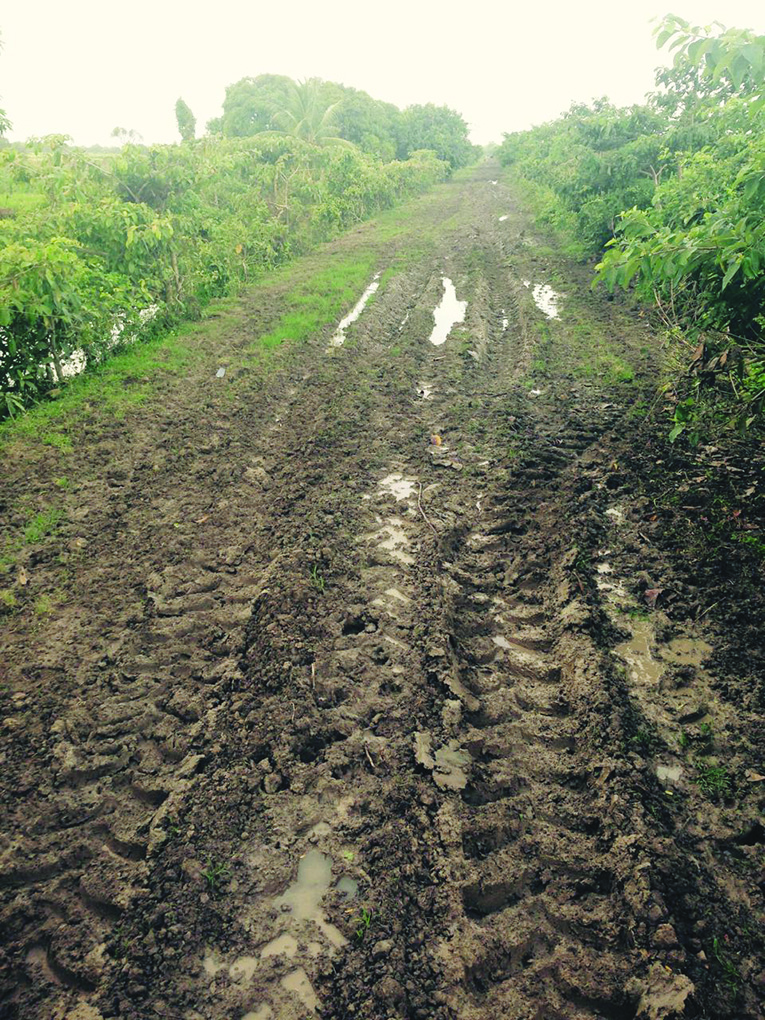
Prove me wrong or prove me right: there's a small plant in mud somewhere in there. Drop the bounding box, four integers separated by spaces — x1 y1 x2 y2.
201 859 231 893
23 507 63 545
309 564 326 593
33 593 54 616
630 726 657 753
711 935 741 990
693 761 732 799
354 906 374 942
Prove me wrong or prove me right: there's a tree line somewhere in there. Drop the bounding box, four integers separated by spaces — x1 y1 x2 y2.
0 70 475 419
499 16 765 435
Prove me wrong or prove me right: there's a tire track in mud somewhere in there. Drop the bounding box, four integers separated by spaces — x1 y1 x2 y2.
429 424 644 1020
3 167 761 1020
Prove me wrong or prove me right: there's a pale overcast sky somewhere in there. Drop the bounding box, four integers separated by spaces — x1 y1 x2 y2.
2 1 764 148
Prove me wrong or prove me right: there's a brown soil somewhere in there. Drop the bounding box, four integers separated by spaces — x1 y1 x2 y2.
1 164 763 1020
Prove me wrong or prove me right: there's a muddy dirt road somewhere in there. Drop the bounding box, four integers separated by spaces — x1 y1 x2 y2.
1 165 764 1020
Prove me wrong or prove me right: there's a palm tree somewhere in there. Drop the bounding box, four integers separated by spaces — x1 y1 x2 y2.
272 79 351 147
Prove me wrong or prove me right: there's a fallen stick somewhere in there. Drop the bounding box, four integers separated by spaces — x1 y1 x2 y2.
418 482 439 536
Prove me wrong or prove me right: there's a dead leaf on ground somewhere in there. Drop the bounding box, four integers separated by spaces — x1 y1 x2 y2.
644 587 663 607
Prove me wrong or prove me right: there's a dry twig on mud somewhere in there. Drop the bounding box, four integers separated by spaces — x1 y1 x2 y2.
364 744 377 770
418 481 439 536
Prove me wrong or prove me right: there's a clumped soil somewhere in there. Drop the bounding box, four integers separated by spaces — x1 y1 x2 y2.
1 165 763 1020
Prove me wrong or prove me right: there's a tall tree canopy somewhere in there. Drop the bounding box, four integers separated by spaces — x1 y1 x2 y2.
209 75 476 169
175 98 196 142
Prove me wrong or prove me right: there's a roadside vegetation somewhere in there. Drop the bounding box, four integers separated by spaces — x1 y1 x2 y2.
0 72 476 420
499 15 765 439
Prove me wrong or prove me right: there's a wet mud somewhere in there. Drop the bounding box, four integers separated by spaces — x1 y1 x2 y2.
1 165 763 1020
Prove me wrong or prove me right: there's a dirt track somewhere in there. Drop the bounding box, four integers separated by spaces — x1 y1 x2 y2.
1 165 764 1020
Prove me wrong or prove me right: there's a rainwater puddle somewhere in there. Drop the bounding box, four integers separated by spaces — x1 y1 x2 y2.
52 304 160 381
429 277 467 346
378 473 417 501
336 876 358 899
230 956 259 982
329 273 381 347
616 619 664 685
203 951 227 978
664 636 712 666
656 764 683 783
522 281 560 319
616 621 711 686
274 850 346 949
261 934 298 959
369 518 415 566
242 1007 273 1020
281 969 319 1012
60 349 88 379
498 214 508 222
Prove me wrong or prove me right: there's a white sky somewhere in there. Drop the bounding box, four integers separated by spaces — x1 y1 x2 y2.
2 1 764 148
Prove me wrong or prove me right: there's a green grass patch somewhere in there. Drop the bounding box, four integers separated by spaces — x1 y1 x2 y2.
252 256 377 352
23 507 63 544
0 191 46 214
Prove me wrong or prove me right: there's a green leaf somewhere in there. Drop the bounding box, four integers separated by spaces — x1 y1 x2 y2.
668 422 686 442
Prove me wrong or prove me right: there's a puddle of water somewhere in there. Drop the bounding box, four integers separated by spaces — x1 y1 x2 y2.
281 968 319 1012
53 304 160 382
371 518 415 566
656 764 682 783
203 951 227 977
275 850 346 948
261 934 298 959
378 473 417 501
521 280 561 319
329 273 381 347
230 956 259 982
429 277 467 346
531 284 560 319
499 214 508 222
336 876 358 899
664 636 712 666
242 1008 273 1020
59 349 88 378
616 619 665 685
